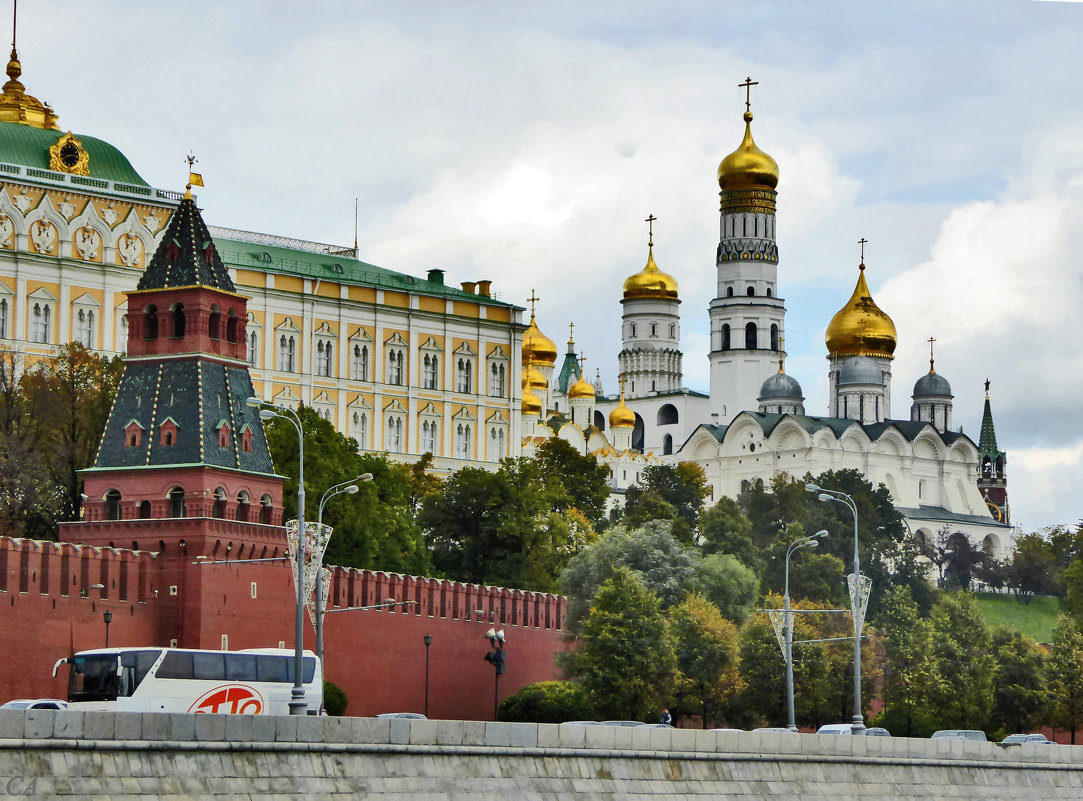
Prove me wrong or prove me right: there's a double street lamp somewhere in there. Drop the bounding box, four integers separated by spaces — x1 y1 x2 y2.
806 483 865 734
784 529 828 731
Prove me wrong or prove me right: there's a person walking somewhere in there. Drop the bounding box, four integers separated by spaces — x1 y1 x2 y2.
661 708 672 726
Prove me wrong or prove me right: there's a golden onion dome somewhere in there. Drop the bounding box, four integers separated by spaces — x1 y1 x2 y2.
717 111 779 191
568 370 596 400
825 264 897 359
522 313 558 367
622 244 678 301
609 394 635 429
521 387 542 416
521 363 547 392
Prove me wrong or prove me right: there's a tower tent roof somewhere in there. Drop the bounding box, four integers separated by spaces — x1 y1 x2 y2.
137 196 236 292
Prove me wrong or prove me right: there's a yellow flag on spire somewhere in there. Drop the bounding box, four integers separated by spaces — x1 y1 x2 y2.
188 172 204 187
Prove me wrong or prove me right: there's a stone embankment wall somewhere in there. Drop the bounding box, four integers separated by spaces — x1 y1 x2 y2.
1 710 1081 800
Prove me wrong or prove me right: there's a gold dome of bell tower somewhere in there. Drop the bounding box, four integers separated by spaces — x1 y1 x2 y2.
622 214 678 300
717 77 778 195
825 246 897 359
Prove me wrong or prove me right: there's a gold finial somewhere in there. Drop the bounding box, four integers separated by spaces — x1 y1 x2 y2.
778 335 786 374
184 153 203 199
568 321 575 346
526 289 539 317
618 372 626 393
858 237 868 268
645 213 657 248
928 336 936 374
738 76 759 120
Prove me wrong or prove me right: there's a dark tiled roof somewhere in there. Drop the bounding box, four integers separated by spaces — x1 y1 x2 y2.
93 360 275 476
897 505 1009 528
137 197 236 292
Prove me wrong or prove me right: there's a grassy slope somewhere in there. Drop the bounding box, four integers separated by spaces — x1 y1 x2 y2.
973 592 1061 644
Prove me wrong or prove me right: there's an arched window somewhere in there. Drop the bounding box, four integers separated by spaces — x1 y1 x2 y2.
236 491 250 522
352 344 369 380
423 355 438 389
766 287 772 297
168 487 186 518
31 303 50 343
745 322 757 350
726 287 734 297
456 423 472 459
456 359 472 393
208 305 221 340
226 311 238 343
259 494 274 524
490 362 505 396
105 490 122 521
278 335 296 372
656 404 679 425
75 309 94 347
138 500 151 519
0 298 7 338
172 304 186 338
721 324 731 351
351 411 368 447
316 340 333 377
387 350 404 385
388 415 403 451
145 305 158 340
770 323 779 351
746 286 755 296
247 330 258 366
662 434 673 455
212 488 227 519
421 420 437 454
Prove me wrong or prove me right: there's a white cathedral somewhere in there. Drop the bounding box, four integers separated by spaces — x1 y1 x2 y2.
519 90 1013 559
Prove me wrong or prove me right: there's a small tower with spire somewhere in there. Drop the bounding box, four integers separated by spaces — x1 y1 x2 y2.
910 337 953 432
608 375 636 451
567 352 596 430
977 379 1009 524
521 290 556 412
619 214 682 399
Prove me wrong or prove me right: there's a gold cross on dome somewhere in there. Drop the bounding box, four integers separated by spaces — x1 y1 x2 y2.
645 213 657 247
739 76 759 113
526 289 539 315
578 352 587 377
858 237 868 262
568 321 575 342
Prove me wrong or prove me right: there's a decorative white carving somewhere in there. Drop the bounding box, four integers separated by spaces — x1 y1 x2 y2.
58 199 76 219
31 220 55 254
75 226 100 261
102 203 119 225
0 214 12 248
12 191 32 214
142 213 160 231
117 232 143 267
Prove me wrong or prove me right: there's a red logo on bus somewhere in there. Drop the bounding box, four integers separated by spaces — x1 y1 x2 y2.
188 684 264 714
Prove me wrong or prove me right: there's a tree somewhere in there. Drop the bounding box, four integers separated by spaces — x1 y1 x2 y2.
928 593 996 731
699 496 760 572
872 586 943 737
989 629 1049 736
534 438 610 525
563 567 677 720
670 594 742 727
559 520 698 632
1049 616 1083 744
498 681 596 723
1005 533 1060 600
691 553 759 625
622 463 710 543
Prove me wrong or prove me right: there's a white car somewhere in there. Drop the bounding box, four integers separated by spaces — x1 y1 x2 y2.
1 699 68 710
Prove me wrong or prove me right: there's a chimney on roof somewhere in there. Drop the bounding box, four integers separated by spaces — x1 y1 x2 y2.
427 269 445 285
476 280 492 298
461 281 477 294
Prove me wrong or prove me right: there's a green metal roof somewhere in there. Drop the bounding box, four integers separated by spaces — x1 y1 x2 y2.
215 236 520 307
0 122 147 185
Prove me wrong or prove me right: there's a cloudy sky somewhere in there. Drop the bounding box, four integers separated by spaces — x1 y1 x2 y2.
23 0 1083 531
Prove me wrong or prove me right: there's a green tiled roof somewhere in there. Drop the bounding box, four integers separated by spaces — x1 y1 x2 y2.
0 121 147 185
216 236 519 306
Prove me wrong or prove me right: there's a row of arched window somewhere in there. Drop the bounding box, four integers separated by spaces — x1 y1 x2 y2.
102 488 275 523
143 303 241 343
718 322 779 351
724 285 773 298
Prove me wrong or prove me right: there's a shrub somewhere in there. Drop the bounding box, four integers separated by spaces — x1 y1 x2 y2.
324 680 348 716
498 681 595 723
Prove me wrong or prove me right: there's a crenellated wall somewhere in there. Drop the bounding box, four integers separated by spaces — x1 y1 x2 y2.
0 534 567 718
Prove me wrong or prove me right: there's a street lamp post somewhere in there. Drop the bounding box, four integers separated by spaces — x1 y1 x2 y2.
103 609 112 648
247 397 308 716
806 483 865 733
315 474 373 665
784 530 827 731
424 633 432 717
483 628 505 720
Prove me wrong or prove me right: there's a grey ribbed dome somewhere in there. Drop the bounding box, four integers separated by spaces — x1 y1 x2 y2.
759 371 804 401
913 370 952 398
837 356 882 386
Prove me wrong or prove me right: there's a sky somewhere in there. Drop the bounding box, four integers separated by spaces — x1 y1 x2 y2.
18 0 1083 532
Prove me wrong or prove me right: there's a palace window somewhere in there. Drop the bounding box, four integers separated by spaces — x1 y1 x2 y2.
316 340 333 377
455 358 473 393
30 302 51 343
387 349 404 385
278 335 296 372
489 362 505 397
455 423 472 459
0 298 7 339
352 344 369 381
421 420 437 454
247 330 258 366
423 354 439 389
351 411 368 448
74 308 95 347
387 415 403 452
489 427 506 460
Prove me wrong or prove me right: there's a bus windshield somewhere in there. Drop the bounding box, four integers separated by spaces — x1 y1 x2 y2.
69 654 119 702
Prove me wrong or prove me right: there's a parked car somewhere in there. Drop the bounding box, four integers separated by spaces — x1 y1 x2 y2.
560 720 602 726
865 727 891 737
817 723 854 735
1001 733 1054 745
600 720 648 727
0 699 68 710
375 712 427 719
751 727 795 733
931 729 987 741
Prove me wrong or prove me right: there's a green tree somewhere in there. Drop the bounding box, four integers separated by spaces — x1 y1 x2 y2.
691 553 759 625
699 496 759 572
989 628 1049 736
534 438 610 525
563 567 677 720
928 593 996 731
872 586 943 737
1006 532 1061 600
498 681 596 723
265 406 429 574
1063 558 1083 630
670 594 742 727
559 520 698 632
623 463 710 543
1049 616 1083 744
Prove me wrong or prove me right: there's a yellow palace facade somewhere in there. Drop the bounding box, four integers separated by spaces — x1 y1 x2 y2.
0 48 524 470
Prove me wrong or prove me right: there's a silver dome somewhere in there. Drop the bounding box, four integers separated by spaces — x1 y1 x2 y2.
913 370 952 398
759 371 804 400
837 356 882 387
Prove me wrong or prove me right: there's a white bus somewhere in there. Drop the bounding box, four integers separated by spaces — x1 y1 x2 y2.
52 647 323 715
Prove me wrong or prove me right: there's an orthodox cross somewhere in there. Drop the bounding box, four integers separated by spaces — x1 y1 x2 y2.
778 335 786 372
568 321 575 344
645 213 656 247
618 372 627 394
858 237 868 263
739 76 758 113
928 337 936 371
578 352 587 379
526 289 539 316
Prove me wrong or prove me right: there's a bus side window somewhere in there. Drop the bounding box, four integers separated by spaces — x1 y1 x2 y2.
157 652 194 679
192 652 226 681
287 656 317 684
257 655 288 683
226 654 257 681
135 650 162 690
